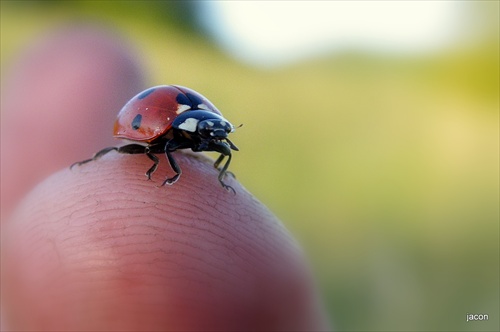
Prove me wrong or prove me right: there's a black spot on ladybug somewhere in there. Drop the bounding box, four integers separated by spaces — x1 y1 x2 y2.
138 88 156 99
186 93 204 107
132 114 142 130
176 93 191 107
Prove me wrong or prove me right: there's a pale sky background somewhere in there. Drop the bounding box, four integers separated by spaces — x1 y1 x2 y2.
199 1 465 67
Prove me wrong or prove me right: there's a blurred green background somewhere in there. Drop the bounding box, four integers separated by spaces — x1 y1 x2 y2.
1 1 498 331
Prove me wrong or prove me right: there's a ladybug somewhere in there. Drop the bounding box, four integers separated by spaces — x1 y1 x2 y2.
71 85 239 192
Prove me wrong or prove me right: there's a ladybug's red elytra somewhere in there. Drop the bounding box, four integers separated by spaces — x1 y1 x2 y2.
71 85 239 192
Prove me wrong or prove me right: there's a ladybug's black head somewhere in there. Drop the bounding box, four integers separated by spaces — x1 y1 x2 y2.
197 118 234 139
172 110 237 150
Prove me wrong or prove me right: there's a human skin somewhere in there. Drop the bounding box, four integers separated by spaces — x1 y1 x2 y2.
1 26 330 330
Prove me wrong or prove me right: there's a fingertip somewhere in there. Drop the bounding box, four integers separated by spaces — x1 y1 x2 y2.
3 152 329 330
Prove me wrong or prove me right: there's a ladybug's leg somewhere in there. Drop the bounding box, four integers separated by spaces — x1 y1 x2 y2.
213 138 238 180
162 149 181 186
213 154 236 179
144 152 160 180
70 147 118 169
114 144 159 180
72 143 157 174
161 139 188 186
217 153 235 193
213 154 225 169
207 141 235 193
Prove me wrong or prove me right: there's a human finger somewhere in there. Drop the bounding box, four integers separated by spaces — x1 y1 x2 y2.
2 151 330 331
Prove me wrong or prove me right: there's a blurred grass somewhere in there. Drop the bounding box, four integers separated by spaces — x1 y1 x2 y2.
1 1 499 331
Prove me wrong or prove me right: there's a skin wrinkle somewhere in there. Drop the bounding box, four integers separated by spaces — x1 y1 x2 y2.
85 156 270 286
110 240 232 281
69 160 270 272
64 209 238 277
